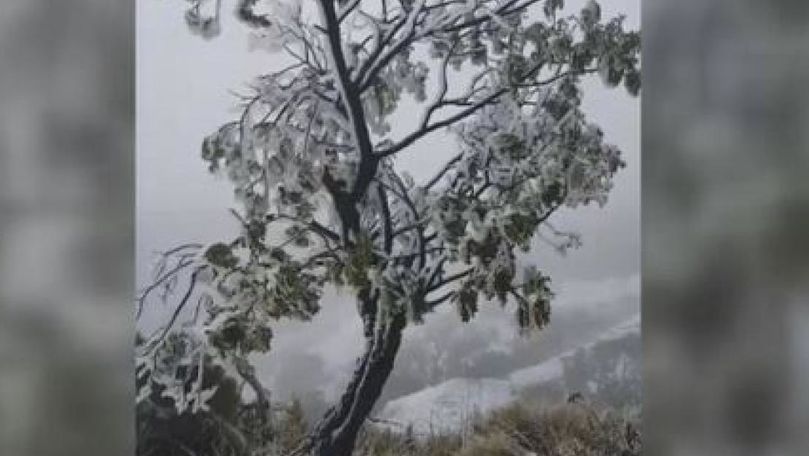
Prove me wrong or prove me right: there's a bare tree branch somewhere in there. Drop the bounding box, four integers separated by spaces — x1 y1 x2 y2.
378 87 507 157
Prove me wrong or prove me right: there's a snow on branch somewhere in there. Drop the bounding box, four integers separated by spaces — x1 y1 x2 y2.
141 0 640 416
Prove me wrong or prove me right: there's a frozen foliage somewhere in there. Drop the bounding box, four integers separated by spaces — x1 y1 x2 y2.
137 1 640 450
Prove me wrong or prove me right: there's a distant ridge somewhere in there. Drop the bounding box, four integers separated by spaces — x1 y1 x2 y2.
376 315 641 434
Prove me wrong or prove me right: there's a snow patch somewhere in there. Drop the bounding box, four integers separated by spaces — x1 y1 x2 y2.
376 315 640 434
378 378 514 435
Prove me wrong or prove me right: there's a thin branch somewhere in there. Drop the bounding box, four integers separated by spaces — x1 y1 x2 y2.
428 267 473 293
519 67 599 88
390 171 428 269
137 259 194 320
424 152 463 190
270 213 344 246
378 87 507 157
426 257 447 289
417 39 457 130
388 247 446 262
389 218 431 238
425 290 454 308
302 99 321 155
378 57 595 159
354 14 409 89
338 0 363 24
377 184 394 254
147 268 203 354
436 0 544 35
356 1 426 92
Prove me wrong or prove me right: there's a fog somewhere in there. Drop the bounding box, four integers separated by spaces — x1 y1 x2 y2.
4 0 809 455
136 0 640 414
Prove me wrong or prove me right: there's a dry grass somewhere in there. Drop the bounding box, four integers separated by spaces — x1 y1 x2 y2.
351 399 641 456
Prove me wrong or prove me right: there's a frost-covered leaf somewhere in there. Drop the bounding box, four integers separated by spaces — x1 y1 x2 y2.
145 0 642 420
581 1 602 27
204 243 238 269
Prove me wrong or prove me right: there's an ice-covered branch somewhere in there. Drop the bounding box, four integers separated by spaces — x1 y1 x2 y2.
318 0 380 209
144 1 641 437
378 88 506 157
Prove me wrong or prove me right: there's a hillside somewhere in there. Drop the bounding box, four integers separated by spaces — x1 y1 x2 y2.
375 315 641 435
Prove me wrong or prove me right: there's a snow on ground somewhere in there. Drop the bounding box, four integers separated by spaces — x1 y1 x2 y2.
376 315 640 434
375 377 514 435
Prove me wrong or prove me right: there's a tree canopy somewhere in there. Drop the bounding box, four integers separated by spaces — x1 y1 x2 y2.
137 1 639 453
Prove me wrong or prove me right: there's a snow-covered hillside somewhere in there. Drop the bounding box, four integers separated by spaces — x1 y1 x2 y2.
376 315 640 434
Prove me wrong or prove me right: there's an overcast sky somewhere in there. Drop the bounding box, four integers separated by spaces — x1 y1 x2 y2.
136 0 640 402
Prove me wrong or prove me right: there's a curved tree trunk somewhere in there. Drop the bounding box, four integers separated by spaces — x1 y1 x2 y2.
303 293 407 456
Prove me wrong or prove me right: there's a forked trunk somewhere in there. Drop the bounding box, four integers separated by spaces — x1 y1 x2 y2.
303 308 406 456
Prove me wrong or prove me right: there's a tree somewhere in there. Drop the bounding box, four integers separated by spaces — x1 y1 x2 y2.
136 1 640 454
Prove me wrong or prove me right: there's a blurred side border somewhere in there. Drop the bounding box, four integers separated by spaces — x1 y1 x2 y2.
0 1 134 455
643 0 809 454
2 0 809 455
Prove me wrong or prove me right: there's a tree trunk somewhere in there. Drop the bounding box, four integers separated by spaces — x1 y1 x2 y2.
304 302 406 456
